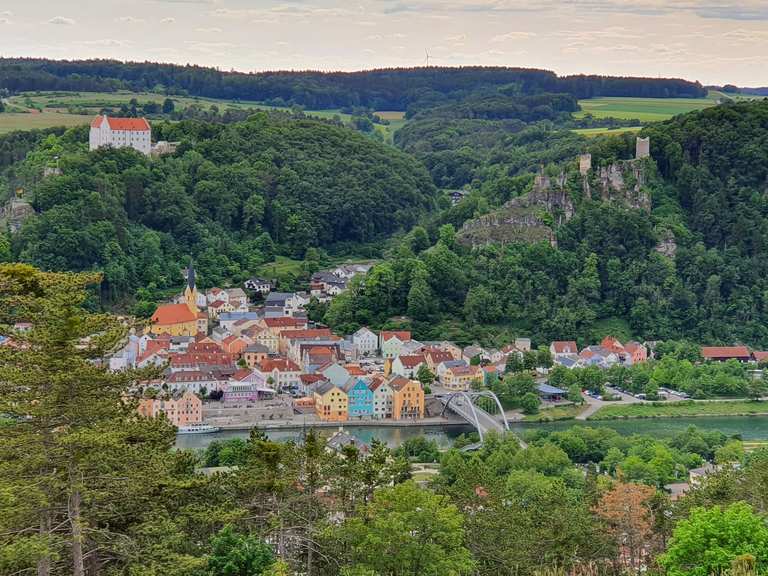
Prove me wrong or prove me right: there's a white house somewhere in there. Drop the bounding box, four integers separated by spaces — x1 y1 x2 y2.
89 115 151 155
353 327 378 357
370 378 394 419
244 277 273 295
391 354 426 379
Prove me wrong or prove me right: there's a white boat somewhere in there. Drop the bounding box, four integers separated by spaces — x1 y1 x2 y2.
177 424 221 434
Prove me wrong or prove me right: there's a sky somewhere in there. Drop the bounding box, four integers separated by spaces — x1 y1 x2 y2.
1 0 767 86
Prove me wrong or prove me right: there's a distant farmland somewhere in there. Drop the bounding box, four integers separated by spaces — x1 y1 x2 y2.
571 126 642 137
575 96 716 122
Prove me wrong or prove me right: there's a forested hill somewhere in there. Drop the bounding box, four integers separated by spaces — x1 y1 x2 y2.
0 58 706 110
5 113 436 302
323 99 768 348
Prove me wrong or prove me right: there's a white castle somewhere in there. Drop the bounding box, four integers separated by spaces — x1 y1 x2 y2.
89 115 151 156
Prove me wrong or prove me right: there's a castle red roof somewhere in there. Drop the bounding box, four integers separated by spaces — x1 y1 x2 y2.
91 115 150 131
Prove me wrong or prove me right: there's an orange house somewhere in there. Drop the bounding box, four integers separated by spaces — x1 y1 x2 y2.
222 335 248 357
389 376 424 420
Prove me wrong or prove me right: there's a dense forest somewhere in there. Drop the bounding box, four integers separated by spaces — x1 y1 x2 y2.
0 58 706 110
1 113 435 303
323 100 768 348
3 264 768 576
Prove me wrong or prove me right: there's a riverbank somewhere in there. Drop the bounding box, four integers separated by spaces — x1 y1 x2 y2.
523 404 587 422
587 400 768 420
213 415 463 431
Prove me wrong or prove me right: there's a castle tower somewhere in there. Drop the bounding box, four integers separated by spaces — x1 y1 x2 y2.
183 260 198 315
636 137 650 159
579 153 592 175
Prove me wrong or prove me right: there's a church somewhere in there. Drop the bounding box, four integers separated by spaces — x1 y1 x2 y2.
149 265 205 337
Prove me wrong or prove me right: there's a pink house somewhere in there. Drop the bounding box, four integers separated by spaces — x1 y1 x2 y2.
624 341 648 364
138 390 202 427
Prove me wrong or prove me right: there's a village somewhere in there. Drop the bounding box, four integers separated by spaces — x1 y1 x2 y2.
100 256 764 435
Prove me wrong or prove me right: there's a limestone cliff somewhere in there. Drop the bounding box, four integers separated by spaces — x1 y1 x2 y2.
458 159 651 248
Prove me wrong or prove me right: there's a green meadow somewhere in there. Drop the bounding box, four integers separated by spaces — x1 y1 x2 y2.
575 96 715 122
0 91 408 141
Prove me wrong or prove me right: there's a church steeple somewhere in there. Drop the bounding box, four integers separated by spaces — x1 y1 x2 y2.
184 258 198 315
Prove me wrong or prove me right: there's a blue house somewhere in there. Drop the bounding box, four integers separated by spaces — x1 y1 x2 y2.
343 377 374 419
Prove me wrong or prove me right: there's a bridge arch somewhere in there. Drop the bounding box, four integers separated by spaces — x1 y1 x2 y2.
439 390 511 444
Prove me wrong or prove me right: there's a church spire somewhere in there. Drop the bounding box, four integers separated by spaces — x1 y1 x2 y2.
187 257 196 291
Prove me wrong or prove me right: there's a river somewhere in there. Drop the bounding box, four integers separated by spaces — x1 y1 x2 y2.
175 415 768 451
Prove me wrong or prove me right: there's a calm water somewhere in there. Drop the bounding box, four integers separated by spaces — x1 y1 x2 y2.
175 424 474 450
176 415 768 450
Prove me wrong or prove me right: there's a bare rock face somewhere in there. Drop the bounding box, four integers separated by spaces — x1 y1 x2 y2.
655 227 677 259
596 160 650 211
0 198 34 233
458 158 652 248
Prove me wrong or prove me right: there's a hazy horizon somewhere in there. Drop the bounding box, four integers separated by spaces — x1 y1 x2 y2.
1 0 767 87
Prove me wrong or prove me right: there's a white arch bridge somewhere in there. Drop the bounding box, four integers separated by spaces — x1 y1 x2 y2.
438 391 526 450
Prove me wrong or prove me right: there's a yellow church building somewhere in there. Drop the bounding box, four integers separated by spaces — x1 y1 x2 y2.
149 265 200 337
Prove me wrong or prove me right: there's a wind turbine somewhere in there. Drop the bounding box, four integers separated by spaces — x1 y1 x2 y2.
424 48 431 67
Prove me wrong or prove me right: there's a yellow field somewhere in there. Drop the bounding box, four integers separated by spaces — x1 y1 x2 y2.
571 126 642 137
0 111 92 134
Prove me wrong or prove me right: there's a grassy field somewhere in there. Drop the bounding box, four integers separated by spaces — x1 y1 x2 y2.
0 111 95 134
572 126 642 137
0 91 408 141
575 96 715 122
589 400 768 420
524 404 586 422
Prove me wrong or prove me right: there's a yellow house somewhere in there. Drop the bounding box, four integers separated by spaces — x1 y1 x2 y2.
389 376 424 420
150 265 199 337
442 365 482 391
314 381 348 422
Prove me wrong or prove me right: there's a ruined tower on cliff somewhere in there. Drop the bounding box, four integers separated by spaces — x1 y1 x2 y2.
579 153 592 175
636 137 650 159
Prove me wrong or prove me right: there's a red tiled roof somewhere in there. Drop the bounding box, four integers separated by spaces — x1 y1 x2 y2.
382 330 411 342
300 374 326 384
282 328 333 340
188 342 222 353
92 115 150 131
264 317 306 328
753 351 768 362
388 375 414 391
209 299 227 308
701 346 751 359
345 364 366 376
151 303 196 325
551 341 579 354
231 368 253 381
601 336 625 354
397 354 425 368
260 358 301 372
426 350 453 364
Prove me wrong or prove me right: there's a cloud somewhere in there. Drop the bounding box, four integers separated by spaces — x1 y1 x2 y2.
160 17 176 24
490 31 537 42
0 10 12 16
195 27 223 33
48 16 76 25
0 18 9 25
374 0 768 20
80 39 132 47
116 16 144 24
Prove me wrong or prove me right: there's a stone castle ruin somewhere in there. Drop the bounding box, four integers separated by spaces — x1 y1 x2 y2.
458 138 653 248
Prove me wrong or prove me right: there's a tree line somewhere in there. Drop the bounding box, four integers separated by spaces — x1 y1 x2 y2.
0 59 706 111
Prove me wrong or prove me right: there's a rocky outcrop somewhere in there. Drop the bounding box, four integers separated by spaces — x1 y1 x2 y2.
458 158 651 248
459 170 574 247
655 227 677 259
0 197 34 233
585 160 650 212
